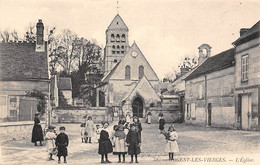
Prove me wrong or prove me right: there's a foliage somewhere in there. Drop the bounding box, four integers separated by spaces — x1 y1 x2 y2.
0 29 20 42
58 89 68 107
24 23 36 42
26 89 47 114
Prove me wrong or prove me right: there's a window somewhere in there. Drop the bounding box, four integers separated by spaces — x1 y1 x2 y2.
199 84 203 99
125 65 131 79
121 45 124 49
112 51 115 54
117 51 120 54
112 45 115 49
191 103 196 119
186 104 190 119
116 34 120 42
138 66 144 79
241 55 249 82
121 34 126 42
121 51 124 54
117 45 120 49
111 34 115 42
114 59 117 63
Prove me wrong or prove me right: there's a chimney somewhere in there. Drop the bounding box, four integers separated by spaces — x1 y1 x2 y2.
36 19 44 52
240 28 249 36
180 67 189 76
198 44 211 65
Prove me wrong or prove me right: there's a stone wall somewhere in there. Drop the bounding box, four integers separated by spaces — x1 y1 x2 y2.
52 107 112 124
146 107 182 124
0 121 46 142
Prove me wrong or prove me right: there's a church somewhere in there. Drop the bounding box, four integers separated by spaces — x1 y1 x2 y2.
97 14 161 118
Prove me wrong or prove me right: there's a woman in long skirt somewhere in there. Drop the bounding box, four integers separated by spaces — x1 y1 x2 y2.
31 112 44 146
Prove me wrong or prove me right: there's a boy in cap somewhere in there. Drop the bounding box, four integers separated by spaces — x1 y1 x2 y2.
45 125 57 160
55 126 69 164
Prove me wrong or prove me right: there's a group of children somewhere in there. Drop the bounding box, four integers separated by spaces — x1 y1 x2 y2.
44 114 179 164
45 126 69 164
98 116 142 163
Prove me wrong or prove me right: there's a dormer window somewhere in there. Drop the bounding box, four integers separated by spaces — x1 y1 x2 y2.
111 34 115 42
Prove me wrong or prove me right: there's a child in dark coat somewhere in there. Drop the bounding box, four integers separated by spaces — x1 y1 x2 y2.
126 124 141 163
55 126 69 164
132 116 142 139
159 116 166 133
98 122 113 163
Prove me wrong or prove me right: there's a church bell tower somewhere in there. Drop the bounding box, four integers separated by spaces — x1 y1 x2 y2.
104 14 130 74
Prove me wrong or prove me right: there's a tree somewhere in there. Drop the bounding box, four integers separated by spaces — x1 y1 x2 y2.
24 23 36 42
0 29 19 42
178 56 198 70
58 89 68 107
26 89 47 114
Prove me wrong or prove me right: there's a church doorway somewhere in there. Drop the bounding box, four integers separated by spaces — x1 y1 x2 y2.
132 97 144 118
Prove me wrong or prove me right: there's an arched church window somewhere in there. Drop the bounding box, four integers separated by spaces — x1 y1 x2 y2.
121 45 124 49
139 66 144 79
111 34 115 42
116 34 120 42
125 65 131 80
121 34 126 42
112 45 115 49
117 45 120 49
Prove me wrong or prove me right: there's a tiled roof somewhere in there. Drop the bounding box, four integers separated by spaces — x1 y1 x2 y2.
0 42 48 81
185 48 235 81
58 77 72 90
233 21 260 46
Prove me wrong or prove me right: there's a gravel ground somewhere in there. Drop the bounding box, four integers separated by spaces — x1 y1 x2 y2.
1 122 260 165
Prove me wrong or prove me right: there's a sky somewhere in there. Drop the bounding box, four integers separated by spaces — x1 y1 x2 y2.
0 0 260 79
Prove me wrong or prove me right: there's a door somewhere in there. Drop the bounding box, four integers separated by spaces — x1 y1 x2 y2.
132 97 143 118
241 95 251 130
19 98 38 121
208 103 212 126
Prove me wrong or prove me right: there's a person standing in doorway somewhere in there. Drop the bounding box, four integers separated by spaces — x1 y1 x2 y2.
31 112 44 146
85 116 95 143
147 112 152 124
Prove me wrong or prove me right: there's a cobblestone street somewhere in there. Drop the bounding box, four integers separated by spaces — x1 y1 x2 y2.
1 123 260 165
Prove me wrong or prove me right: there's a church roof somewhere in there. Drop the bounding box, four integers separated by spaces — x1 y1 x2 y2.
185 48 235 81
122 75 160 102
101 61 121 82
0 42 49 81
107 14 128 31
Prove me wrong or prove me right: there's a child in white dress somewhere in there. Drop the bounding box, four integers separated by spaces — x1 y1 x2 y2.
45 126 57 161
165 125 179 160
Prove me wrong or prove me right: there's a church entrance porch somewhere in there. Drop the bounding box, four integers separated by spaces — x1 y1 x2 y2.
132 97 144 118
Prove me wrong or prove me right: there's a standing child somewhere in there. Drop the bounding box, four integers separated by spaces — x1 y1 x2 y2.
85 116 95 143
55 126 69 164
113 124 127 163
45 125 57 161
165 125 179 161
80 123 86 143
98 122 113 163
126 125 141 163
126 114 131 124
159 116 165 133
96 124 102 143
132 116 142 139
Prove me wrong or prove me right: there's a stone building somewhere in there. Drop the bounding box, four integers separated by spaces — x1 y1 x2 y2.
233 21 260 130
0 19 49 122
184 46 236 128
57 77 73 105
97 14 160 118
